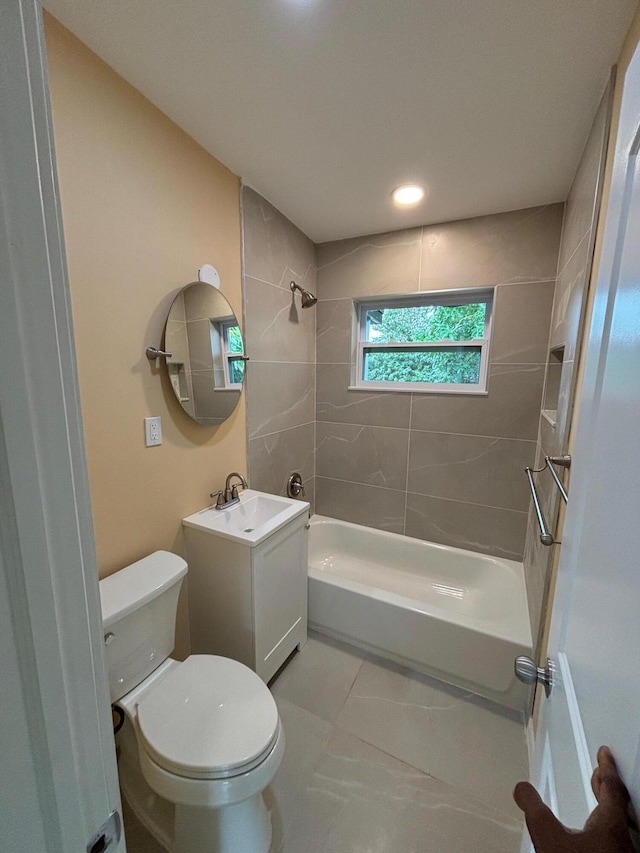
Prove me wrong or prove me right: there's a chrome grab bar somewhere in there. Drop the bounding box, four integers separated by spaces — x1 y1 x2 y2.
545 457 569 503
525 467 554 546
524 454 571 547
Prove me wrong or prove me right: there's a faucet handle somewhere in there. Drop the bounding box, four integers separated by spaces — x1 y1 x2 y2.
210 489 225 508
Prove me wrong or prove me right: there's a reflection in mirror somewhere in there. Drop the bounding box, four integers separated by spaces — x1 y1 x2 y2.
163 282 245 425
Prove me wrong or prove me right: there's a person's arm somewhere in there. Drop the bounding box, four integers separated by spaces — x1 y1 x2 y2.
514 746 635 852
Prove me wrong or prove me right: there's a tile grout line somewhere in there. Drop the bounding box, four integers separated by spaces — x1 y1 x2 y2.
314 474 530 515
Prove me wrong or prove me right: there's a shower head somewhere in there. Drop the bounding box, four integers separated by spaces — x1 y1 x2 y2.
290 281 318 308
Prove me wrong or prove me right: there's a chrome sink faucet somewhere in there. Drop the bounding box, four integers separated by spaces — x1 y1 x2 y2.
210 472 249 510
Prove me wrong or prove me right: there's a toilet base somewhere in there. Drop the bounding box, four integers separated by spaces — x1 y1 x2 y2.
175 795 271 853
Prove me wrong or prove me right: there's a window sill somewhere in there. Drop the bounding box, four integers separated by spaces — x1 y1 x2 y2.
348 385 488 396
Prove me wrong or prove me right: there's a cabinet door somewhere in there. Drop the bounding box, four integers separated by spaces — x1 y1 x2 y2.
253 519 307 681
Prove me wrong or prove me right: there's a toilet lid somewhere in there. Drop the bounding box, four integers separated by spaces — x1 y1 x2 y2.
136 655 279 779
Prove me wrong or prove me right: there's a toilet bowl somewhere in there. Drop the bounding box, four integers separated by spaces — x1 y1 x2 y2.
100 551 284 853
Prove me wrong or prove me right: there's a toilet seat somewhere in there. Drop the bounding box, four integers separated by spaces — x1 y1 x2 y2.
136 655 279 780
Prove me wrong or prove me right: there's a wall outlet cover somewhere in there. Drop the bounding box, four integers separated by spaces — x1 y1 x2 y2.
144 416 162 446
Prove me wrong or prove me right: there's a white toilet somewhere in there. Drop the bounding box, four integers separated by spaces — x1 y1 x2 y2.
99 550 284 853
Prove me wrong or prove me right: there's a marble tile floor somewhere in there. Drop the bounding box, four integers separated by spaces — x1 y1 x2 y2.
121 631 528 852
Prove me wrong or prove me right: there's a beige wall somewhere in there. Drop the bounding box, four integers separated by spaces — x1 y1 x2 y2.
45 16 246 632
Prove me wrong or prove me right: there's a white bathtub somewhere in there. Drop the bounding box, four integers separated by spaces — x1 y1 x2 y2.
308 515 532 710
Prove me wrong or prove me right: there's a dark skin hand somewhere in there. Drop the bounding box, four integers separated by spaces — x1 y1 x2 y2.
514 746 635 852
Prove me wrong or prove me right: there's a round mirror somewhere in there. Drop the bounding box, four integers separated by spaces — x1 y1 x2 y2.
162 282 245 425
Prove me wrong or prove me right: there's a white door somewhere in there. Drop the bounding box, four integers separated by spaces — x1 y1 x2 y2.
0 1 125 851
526 38 640 847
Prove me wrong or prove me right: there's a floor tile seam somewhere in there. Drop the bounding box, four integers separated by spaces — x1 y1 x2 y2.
330 722 525 828
333 655 366 722
316 474 530 514
328 723 443 786
272 674 341 733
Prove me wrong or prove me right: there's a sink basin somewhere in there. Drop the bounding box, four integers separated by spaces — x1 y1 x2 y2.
182 489 309 546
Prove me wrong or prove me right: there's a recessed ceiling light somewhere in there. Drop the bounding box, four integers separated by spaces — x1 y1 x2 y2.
392 184 425 206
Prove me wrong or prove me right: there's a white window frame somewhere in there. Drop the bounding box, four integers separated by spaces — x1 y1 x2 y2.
220 318 245 389
350 288 494 394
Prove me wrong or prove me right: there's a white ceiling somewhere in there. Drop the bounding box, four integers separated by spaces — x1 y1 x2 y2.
43 0 637 243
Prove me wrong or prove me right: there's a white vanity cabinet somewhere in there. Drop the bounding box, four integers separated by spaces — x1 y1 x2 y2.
183 505 308 683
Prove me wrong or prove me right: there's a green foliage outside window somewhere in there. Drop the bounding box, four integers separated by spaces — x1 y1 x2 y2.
227 325 243 353
364 303 486 384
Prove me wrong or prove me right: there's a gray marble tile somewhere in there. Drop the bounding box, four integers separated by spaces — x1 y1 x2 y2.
491 280 556 364
303 475 316 517
190 371 239 424
316 228 422 300
555 357 576 453
270 632 364 723
405 493 528 560
542 359 562 412
242 186 316 290
316 422 409 490
407 431 535 512
557 82 610 275
419 204 563 291
244 276 316 364
316 363 412 428
522 512 551 646
315 298 352 364
281 728 522 853
315 477 405 535
164 318 190 365
549 233 589 351
249 422 315 497
267 697 333 852
411 363 545 440
539 411 558 459
335 658 528 821
247 362 315 438
186 318 214 371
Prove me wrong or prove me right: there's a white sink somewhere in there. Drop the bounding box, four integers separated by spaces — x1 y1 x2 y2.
182 489 309 546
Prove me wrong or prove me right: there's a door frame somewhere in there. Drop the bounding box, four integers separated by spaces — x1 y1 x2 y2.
0 1 124 850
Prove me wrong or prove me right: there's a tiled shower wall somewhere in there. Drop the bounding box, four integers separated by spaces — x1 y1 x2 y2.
242 187 317 508
243 190 564 560
314 205 563 560
523 81 613 645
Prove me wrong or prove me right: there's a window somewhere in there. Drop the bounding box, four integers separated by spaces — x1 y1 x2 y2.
210 318 245 389
351 289 493 393
220 319 245 388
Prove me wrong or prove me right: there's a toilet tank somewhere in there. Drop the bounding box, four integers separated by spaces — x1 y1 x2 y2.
99 551 188 703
